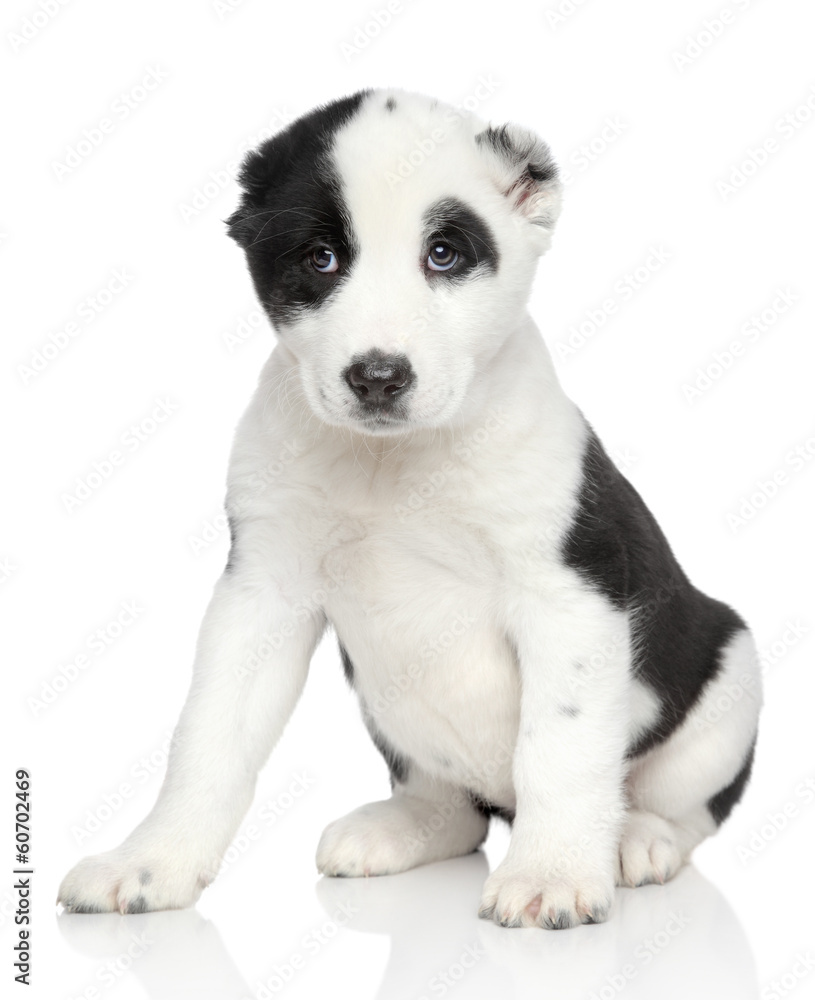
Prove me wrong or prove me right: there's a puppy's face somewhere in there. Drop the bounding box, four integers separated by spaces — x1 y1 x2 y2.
228 89 561 435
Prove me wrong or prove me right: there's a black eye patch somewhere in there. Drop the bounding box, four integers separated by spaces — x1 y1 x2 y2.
231 176 358 325
226 92 368 325
421 198 499 280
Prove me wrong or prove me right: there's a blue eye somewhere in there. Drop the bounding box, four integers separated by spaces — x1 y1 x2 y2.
427 243 458 271
310 247 338 273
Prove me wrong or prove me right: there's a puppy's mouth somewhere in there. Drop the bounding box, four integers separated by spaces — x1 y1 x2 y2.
354 407 411 431
312 384 413 434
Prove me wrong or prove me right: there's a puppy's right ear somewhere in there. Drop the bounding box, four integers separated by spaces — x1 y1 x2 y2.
225 141 280 249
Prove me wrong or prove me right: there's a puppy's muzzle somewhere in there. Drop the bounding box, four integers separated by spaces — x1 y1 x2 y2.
344 352 414 409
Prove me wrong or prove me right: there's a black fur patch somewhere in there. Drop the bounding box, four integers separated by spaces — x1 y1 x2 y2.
561 427 747 756
422 197 499 279
466 789 515 825
339 642 411 786
373 728 409 785
707 735 757 824
364 713 411 787
338 641 354 687
226 91 370 325
385 96 396 112
224 513 238 573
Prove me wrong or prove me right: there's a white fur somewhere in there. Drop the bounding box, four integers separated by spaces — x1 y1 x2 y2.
58 90 760 929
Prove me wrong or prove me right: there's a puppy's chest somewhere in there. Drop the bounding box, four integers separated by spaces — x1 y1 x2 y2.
316 448 526 594
318 489 521 804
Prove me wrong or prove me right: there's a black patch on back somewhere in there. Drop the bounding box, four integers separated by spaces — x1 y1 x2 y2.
226 90 370 325
707 736 757 824
466 789 515 826
561 427 747 755
385 96 396 112
422 197 499 280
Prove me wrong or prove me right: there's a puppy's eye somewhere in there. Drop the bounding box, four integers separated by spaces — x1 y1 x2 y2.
310 247 338 273
427 243 458 271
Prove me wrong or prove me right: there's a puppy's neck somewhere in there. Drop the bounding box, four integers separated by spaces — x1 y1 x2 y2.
455 313 569 434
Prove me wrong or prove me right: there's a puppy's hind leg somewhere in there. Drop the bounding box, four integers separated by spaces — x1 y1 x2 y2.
619 628 762 888
316 765 490 878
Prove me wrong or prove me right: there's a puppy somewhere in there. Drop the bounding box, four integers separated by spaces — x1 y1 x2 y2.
59 89 761 929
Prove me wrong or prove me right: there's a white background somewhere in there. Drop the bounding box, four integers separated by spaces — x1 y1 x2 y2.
3 0 814 997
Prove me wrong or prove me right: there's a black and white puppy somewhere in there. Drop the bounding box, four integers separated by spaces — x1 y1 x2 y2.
59 89 762 929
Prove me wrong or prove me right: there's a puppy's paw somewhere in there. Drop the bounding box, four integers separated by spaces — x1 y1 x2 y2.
478 860 614 930
316 801 418 877
58 846 217 914
616 810 684 888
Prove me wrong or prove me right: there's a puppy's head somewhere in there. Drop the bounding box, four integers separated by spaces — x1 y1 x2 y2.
228 89 561 435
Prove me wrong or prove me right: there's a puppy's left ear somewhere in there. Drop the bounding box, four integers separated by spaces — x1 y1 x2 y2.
475 123 562 253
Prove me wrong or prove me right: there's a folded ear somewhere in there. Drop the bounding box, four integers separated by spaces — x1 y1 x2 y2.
475 123 562 252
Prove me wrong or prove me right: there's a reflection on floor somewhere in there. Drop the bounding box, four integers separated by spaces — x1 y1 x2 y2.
58 851 758 999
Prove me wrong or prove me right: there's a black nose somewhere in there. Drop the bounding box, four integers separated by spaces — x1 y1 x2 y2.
344 353 414 407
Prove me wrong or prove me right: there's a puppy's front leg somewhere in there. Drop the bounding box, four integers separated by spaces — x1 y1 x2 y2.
59 537 324 914
480 592 630 929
